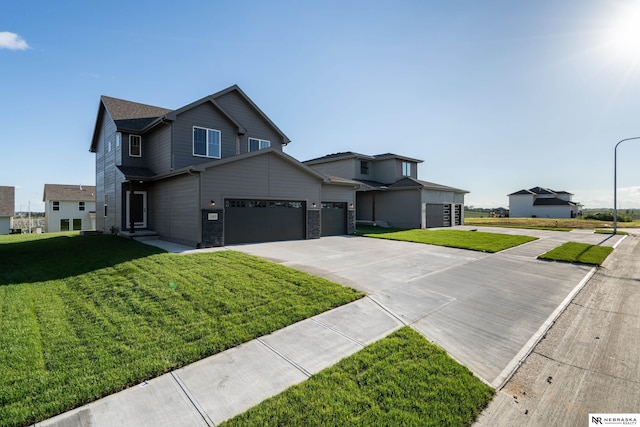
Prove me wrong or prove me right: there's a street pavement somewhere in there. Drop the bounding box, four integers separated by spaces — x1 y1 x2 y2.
38 228 626 426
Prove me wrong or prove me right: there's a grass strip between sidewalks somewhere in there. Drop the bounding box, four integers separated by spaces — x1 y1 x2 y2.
222 327 495 427
0 233 363 427
538 242 613 266
357 226 537 253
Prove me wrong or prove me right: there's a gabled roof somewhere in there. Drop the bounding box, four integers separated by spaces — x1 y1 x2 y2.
354 177 468 193
90 85 290 153
388 177 468 193
153 148 330 184
304 151 423 165
508 187 573 197
43 184 96 202
0 186 15 217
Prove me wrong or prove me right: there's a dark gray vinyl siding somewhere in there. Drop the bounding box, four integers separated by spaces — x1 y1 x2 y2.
308 159 354 180
215 91 285 152
94 110 121 233
200 153 322 207
144 125 172 175
119 132 147 168
356 190 421 229
172 103 240 170
320 184 354 205
148 175 200 246
370 159 396 184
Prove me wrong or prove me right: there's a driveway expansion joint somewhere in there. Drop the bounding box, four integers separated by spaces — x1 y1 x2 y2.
170 372 213 426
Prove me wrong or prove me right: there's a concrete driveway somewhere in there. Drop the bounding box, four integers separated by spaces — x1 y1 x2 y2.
231 228 624 387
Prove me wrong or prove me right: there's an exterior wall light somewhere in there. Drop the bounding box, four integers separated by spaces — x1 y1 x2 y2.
210 200 216 207
312 203 317 208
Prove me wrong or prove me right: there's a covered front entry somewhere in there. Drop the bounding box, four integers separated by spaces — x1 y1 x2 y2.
321 202 347 236
224 199 306 244
126 191 147 228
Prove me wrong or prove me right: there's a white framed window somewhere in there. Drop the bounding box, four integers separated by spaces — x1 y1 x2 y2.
108 141 112 152
402 161 411 177
129 135 142 157
248 138 270 152
193 126 221 158
79 201 85 211
116 132 121 147
53 201 60 211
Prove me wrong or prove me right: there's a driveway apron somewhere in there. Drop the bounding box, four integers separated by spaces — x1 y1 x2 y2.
232 231 623 387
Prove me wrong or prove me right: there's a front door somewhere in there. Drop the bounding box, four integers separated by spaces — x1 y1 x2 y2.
126 191 147 228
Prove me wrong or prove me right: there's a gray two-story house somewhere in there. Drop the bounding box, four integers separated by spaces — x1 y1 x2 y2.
304 152 468 229
90 85 357 247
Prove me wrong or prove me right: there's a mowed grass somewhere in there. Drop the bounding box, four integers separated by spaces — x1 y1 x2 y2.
357 226 536 253
0 233 363 427
538 242 614 266
222 327 494 427
465 216 640 229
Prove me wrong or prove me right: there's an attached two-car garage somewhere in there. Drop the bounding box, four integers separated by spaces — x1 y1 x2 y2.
224 199 306 244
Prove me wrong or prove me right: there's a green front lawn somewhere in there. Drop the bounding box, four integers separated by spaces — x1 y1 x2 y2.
538 242 614 265
357 226 537 253
0 233 363 427
223 327 494 427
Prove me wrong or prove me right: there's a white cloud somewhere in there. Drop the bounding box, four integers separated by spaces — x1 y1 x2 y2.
0 32 29 50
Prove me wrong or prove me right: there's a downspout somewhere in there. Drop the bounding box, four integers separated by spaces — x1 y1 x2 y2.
187 167 202 246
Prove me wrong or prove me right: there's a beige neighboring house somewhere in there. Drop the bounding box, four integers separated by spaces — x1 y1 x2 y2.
0 186 15 235
43 184 97 232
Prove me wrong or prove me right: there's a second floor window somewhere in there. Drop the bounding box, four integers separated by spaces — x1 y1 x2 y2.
53 201 60 211
129 135 142 157
360 161 369 175
249 138 270 152
193 126 221 158
79 201 85 211
402 161 411 177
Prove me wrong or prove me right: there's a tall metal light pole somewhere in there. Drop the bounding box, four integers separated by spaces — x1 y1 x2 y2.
614 136 640 234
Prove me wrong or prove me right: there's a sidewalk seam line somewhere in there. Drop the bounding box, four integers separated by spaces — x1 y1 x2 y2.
256 339 312 378
170 372 214 427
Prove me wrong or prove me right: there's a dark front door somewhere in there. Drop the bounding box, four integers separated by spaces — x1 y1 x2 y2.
126 191 147 228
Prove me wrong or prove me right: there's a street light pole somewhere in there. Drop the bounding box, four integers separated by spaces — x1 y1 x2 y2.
614 136 640 234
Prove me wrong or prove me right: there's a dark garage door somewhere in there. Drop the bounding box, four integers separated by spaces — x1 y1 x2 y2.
425 204 449 228
225 199 306 244
321 202 347 236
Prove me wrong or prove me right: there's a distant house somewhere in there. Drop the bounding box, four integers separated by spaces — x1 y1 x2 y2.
0 186 15 235
490 207 509 218
43 184 97 232
508 186 581 218
89 85 357 247
304 152 468 229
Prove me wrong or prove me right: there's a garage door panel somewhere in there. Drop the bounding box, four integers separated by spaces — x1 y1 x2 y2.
321 202 347 236
225 199 305 244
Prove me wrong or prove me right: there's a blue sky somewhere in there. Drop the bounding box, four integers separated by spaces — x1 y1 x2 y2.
2 0 640 211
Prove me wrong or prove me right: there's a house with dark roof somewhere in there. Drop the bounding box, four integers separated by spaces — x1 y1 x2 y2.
43 184 97 232
90 85 358 247
507 186 581 218
304 152 468 228
0 186 15 234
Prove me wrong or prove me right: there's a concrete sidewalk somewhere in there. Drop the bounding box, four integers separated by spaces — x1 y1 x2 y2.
38 298 404 426
38 229 626 426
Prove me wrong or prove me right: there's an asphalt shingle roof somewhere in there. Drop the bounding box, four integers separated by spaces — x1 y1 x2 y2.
43 184 96 202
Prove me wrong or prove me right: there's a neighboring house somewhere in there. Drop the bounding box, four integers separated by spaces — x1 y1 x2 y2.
508 186 581 218
304 152 468 229
90 85 357 247
0 186 15 235
43 184 97 232
490 207 509 217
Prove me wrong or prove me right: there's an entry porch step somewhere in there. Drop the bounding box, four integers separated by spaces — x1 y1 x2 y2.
119 229 159 241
